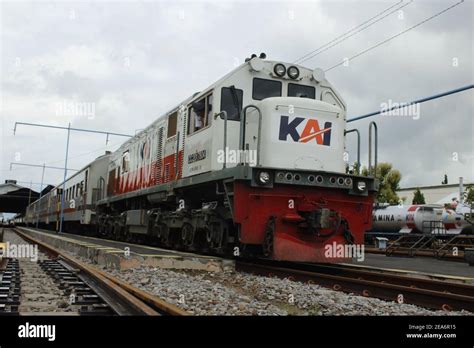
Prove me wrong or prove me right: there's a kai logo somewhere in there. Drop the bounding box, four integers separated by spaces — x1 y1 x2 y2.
278 115 332 145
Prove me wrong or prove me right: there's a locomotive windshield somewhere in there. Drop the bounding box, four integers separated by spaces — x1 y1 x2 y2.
252 78 282 100
220 86 243 121
288 83 315 99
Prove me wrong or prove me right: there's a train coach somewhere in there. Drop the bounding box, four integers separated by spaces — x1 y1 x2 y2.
26 55 379 263
25 153 110 230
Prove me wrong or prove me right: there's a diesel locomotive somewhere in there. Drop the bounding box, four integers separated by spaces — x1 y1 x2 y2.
25 55 379 263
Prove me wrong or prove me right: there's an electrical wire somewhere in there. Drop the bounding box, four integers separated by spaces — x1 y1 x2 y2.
324 0 465 72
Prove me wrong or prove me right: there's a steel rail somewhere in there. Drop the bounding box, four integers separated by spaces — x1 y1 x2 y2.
365 246 466 261
292 262 474 296
12 228 186 316
236 261 474 312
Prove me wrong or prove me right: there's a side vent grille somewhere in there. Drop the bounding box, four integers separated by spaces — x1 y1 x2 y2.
155 127 164 184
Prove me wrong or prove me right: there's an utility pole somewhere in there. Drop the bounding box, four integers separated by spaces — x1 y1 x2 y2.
10 162 79 228
13 121 132 233
59 123 71 234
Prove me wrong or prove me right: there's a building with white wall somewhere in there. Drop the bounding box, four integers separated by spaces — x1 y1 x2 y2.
397 181 473 205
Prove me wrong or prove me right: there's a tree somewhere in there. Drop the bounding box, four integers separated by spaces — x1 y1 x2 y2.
442 174 448 185
464 185 474 205
352 161 361 176
362 162 401 204
346 161 361 175
412 188 426 204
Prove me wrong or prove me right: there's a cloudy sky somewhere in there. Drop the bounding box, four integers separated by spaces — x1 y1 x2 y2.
0 0 472 196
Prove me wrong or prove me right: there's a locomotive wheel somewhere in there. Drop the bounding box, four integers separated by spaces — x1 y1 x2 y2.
113 223 122 240
106 221 114 238
116 223 125 241
181 223 195 247
205 227 213 245
263 216 276 258
161 225 170 245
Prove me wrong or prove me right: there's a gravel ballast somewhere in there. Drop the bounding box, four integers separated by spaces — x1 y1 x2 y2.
104 266 472 316
3 230 75 314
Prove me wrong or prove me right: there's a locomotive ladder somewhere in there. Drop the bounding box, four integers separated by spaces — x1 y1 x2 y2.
222 179 235 218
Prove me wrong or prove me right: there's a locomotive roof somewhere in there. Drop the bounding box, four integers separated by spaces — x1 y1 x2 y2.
115 58 342 153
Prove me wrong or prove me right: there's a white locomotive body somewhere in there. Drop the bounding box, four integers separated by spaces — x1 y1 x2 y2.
105 59 348 197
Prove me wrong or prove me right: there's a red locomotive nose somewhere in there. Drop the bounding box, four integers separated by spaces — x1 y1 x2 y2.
282 213 305 223
233 181 374 263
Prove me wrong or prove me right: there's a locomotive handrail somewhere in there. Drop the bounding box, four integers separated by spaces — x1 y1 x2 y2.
368 121 378 177
239 105 262 167
214 110 228 169
344 129 360 169
97 176 106 202
174 131 180 178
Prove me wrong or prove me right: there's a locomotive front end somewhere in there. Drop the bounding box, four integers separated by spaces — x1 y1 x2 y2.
233 91 377 263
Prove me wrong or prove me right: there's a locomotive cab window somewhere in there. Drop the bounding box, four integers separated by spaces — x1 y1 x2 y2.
221 86 243 121
252 78 282 100
288 83 315 99
188 92 212 135
122 151 130 173
167 111 177 138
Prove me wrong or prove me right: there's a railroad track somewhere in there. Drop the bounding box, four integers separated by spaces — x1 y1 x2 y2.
0 228 187 316
236 259 474 312
7 226 473 314
365 246 466 261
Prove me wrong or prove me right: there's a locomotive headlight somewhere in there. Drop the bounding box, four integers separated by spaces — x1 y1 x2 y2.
258 171 271 185
274 63 286 77
357 181 367 192
287 66 300 79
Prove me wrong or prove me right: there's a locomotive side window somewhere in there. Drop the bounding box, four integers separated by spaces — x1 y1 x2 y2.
84 169 88 194
207 95 213 123
188 92 212 135
221 86 243 121
252 78 281 100
288 83 315 99
167 111 177 138
122 151 130 173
